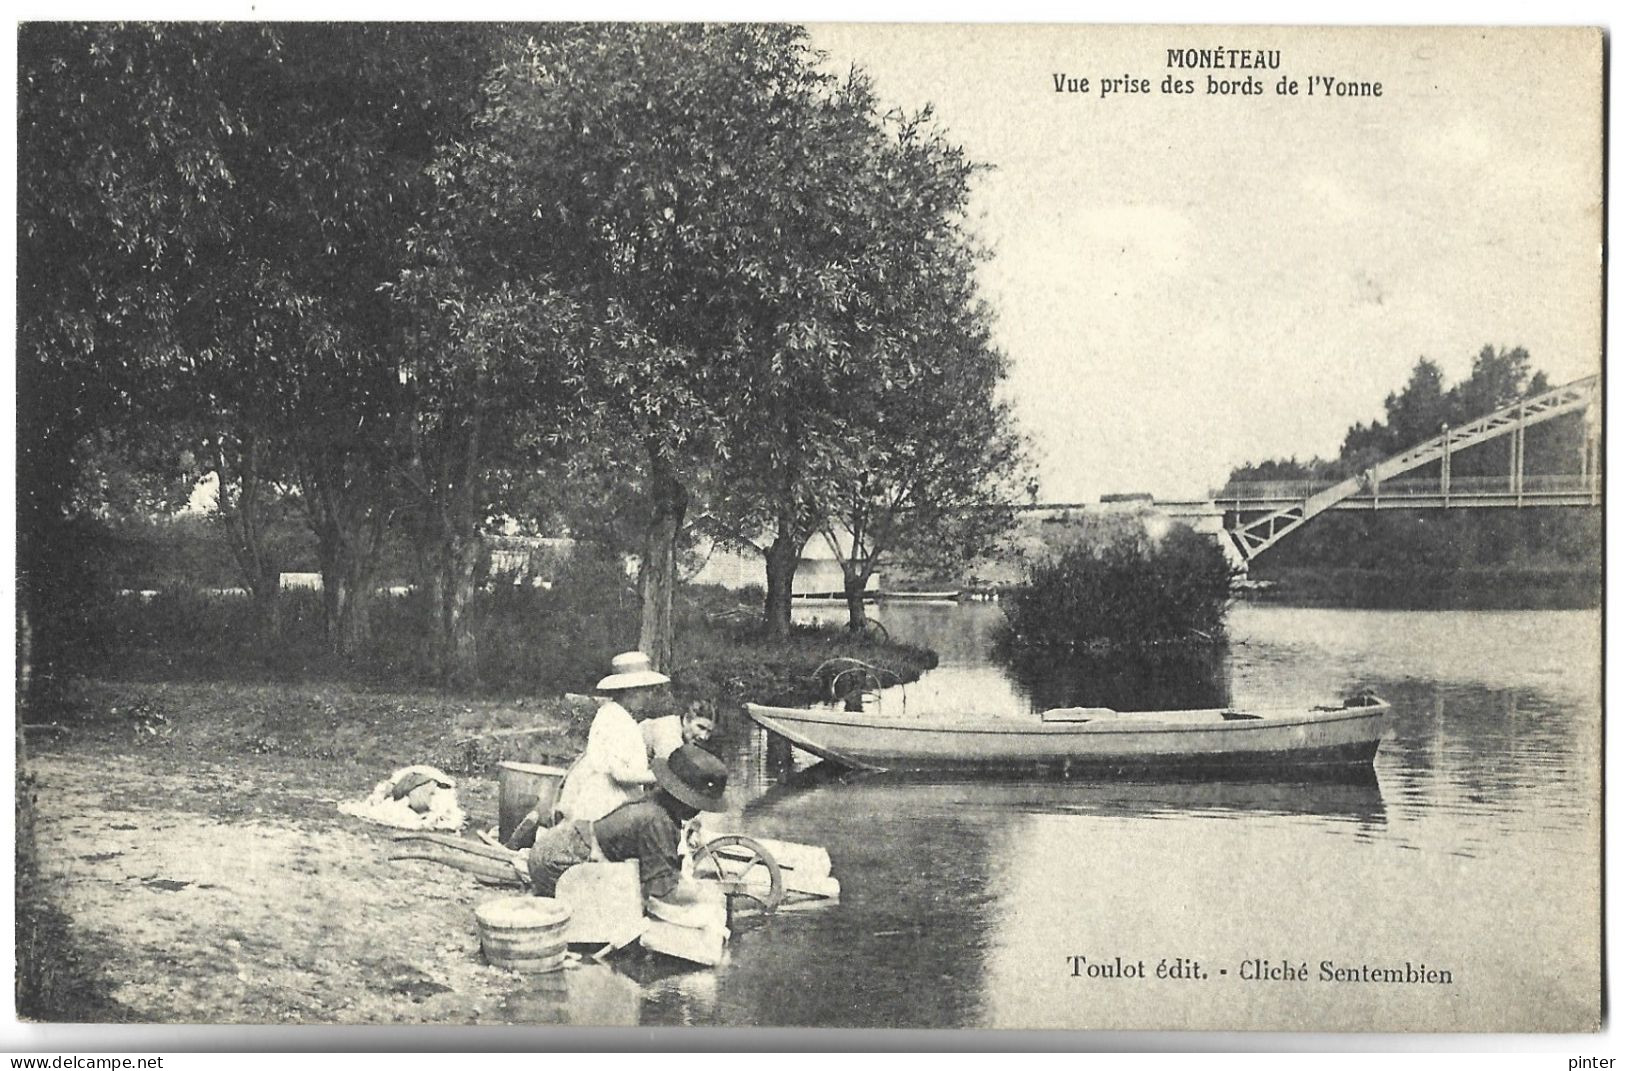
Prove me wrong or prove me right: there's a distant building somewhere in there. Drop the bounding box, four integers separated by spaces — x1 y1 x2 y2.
687 531 880 595
487 534 576 576
482 530 880 594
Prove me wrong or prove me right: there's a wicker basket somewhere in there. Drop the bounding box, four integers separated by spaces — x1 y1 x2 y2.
475 896 572 972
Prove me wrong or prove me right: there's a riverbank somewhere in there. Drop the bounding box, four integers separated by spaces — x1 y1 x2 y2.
16 679 581 1024
15 602 935 1023
16 715 574 1025
1240 564 1601 611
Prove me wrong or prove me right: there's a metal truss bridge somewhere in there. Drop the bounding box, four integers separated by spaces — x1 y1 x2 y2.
1216 374 1601 561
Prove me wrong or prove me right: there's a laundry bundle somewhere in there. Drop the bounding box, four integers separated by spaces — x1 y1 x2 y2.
338 765 466 831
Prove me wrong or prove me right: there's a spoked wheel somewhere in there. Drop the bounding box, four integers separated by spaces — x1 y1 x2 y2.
692 834 785 913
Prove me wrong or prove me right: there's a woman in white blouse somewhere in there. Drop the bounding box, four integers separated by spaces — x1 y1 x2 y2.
553 651 669 822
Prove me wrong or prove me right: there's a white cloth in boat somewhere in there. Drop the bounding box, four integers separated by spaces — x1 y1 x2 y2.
556 700 657 822
1039 706 1120 723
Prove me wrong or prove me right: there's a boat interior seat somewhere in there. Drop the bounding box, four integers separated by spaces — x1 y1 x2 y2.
1039 706 1119 723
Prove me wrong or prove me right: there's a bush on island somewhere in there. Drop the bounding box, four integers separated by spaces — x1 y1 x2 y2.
1002 525 1236 649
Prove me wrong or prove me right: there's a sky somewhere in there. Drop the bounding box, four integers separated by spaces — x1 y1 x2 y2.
807 25 1603 502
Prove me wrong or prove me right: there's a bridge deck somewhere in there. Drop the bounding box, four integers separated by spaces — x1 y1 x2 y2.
1216 474 1601 510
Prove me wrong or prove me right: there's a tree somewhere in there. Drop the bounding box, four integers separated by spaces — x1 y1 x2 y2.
19 24 271 699
20 24 503 666
701 96 1032 636
387 31 602 684
823 329 1033 631
465 25 949 668
814 117 1031 632
161 24 498 655
389 258 584 686
257 25 499 656
695 73 926 638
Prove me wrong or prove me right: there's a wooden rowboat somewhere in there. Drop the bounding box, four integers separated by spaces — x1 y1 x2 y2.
743 697 1389 775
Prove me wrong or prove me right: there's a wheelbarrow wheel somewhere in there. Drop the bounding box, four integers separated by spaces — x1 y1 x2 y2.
692 834 785 913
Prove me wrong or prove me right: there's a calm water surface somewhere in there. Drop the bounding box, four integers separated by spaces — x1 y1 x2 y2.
507 603 1602 1031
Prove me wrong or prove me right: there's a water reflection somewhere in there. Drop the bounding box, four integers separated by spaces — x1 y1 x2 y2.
997 642 1231 712
803 601 1232 716
497 603 1600 1028
746 765 1388 830
495 961 642 1025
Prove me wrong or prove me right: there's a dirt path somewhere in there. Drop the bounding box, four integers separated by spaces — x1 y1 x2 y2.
27 750 646 1025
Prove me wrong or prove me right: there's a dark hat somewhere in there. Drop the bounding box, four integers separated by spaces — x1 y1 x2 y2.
652 744 728 812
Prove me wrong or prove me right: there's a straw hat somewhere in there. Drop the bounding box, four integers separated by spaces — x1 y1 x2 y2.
652 744 729 812
596 650 672 692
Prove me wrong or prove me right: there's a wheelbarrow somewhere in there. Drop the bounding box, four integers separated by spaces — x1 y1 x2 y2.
690 834 786 914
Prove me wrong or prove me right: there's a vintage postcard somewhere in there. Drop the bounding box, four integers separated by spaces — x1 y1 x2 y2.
11 22 1603 1039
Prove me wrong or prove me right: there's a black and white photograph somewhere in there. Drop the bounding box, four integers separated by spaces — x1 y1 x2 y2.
10 21 1604 1038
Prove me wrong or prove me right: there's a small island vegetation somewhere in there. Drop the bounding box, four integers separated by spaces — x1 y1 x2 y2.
1000 524 1236 651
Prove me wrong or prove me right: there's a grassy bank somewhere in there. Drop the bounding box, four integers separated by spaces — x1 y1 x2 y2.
1243 564 1601 611
22 575 935 792
68 569 933 706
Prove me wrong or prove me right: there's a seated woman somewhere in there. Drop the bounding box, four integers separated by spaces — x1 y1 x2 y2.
529 743 729 904
504 651 667 851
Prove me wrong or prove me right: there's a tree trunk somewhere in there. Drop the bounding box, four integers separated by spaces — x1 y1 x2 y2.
401 405 488 688
306 460 389 659
247 563 282 639
315 540 379 659
410 518 444 615
439 532 485 690
16 412 78 711
218 434 282 643
400 485 485 688
338 580 374 658
843 568 870 633
762 521 801 639
638 454 688 672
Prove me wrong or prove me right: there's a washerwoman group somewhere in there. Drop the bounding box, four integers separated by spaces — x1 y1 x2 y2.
505 651 725 909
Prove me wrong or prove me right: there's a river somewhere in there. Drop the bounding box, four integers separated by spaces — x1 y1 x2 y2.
505 602 1602 1031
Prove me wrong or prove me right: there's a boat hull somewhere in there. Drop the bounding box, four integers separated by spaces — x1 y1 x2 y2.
744 701 1388 775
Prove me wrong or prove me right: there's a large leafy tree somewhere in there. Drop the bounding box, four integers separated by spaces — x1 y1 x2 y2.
702 88 1033 639
259 26 497 656
695 73 924 638
389 31 599 684
156 24 497 654
20 24 500 666
823 316 1034 631
814 116 1033 631
19 24 270 698
453 24 936 668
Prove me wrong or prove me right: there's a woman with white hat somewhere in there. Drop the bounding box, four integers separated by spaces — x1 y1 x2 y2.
552 651 671 823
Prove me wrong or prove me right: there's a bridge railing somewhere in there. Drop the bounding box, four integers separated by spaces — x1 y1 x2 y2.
1215 473 1601 503
1211 480 1329 501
